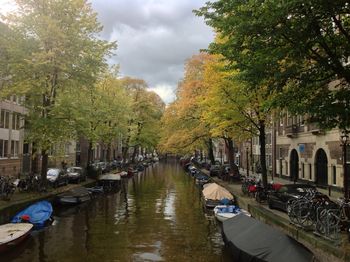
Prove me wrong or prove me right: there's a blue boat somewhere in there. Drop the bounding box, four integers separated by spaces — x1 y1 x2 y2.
11 201 53 228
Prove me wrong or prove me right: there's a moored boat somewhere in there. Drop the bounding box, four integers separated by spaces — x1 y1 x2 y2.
98 173 122 192
0 223 33 253
11 201 53 228
222 214 314 262
213 205 250 222
202 183 235 209
56 187 92 205
86 186 104 194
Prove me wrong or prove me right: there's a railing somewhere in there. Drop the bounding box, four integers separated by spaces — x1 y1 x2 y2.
285 124 298 137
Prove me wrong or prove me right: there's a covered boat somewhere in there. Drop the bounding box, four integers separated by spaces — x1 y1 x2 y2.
202 183 234 208
213 205 250 222
11 201 53 228
56 187 92 205
86 186 104 194
98 173 121 192
0 223 33 253
222 214 314 262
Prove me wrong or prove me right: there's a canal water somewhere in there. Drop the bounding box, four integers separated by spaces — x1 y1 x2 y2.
2 161 232 262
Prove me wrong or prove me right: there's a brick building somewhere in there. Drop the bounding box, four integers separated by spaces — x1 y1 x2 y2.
0 95 26 177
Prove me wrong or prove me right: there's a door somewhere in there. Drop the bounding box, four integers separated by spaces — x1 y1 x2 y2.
290 149 299 182
315 149 328 186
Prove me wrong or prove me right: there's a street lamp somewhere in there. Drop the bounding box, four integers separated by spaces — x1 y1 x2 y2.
341 131 349 200
246 147 249 177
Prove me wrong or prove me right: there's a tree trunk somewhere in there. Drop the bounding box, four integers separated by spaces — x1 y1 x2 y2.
41 149 48 186
122 136 130 163
224 137 236 181
258 120 268 188
225 137 235 170
207 138 215 165
31 143 38 174
131 145 138 163
106 143 111 162
87 141 93 169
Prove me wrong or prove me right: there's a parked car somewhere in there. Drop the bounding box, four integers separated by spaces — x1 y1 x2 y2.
96 162 110 173
223 163 240 180
47 168 69 188
267 184 317 212
66 167 86 183
110 160 122 170
209 165 222 177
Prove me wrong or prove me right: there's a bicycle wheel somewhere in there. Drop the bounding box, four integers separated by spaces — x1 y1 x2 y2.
296 201 315 228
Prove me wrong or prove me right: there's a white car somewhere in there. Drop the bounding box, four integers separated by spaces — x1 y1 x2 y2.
47 168 68 188
66 167 86 183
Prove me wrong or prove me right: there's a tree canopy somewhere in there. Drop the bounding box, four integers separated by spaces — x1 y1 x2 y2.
195 0 350 131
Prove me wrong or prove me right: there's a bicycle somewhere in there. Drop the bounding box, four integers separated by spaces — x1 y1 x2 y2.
287 191 334 229
315 198 350 242
0 176 16 200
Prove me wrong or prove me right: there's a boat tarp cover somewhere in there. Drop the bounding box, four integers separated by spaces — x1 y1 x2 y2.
99 173 121 181
11 201 52 227
59 186 90 197
222 214 314 262
202 183 233 200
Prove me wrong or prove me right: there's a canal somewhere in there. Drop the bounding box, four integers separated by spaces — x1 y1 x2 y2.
3 161 232 261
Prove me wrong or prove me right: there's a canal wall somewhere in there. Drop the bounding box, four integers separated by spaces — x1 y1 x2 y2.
212 178 350 262
0 179 96 224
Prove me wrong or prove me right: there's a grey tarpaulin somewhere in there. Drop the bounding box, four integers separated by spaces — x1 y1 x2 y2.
222 214 314 262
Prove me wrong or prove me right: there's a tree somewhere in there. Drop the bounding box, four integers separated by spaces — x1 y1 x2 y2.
0 0 115 183
195 0 350 131
120 77 165 162
65 68 131 170
201 53 274 186
159 53 214 159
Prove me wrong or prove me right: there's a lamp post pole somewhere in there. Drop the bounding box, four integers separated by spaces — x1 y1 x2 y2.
342 132 349 200
246 147 249 177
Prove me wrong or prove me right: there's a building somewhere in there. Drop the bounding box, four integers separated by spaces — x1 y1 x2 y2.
0 95 26 177
275 113 344 190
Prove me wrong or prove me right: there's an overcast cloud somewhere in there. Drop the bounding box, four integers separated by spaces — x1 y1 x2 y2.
91 0 214 104
0 0 214 104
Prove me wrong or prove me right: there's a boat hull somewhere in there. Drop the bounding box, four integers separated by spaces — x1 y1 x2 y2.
56 187 92 205
214 205 251 222
0 223 33 253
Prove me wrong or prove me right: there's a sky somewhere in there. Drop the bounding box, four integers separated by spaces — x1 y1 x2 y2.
0 0 214 104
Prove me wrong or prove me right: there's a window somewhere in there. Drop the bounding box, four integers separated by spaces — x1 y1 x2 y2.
332 166 336 185
12 113 16 130
0 140 3 157
309 164 312 180
0 140 8 158
0 110 9 128
0 110 3 128
16 114 21 129
346 145 350 163
298 115 305 126
11 140 19 157
302 163 305 178
23 143 29 154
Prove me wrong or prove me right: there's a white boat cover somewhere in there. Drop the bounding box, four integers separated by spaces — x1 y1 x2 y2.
0 223 33 245
202 183 233 200
99 173 121 181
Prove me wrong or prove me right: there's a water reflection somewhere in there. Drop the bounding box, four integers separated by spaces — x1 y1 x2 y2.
2 161 231 262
